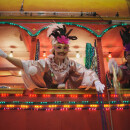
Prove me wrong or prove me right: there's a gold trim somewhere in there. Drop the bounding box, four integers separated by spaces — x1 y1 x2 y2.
0 16 130 20
108 88 130 94
0 88 130 94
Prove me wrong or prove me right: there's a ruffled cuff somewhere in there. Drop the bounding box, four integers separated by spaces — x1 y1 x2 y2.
81 69 99 87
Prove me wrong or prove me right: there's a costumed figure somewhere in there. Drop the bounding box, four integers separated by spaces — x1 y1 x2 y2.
108 26 130 88
0 24 105 93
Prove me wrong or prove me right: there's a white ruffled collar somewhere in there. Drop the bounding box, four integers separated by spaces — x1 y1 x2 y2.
46 54 70 73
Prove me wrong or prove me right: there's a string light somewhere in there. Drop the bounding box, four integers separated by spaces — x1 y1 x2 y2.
29 94 37 97
0 93 128 98
49 105 57 108
70 94 78 98
76 105 84 108
76 51 80 58
83 94 92 98
60 108 68 111
46 108 53 111
18 71 22 76
63 105 70 108
9 51 13 57
56 94 64 98
75 107 83 110
42 94 51 98
34 105 42 109
15 94 23 97
20 105 29 109
1 93 9 97
0 92 129 111
110 94 118 98
43 51 46 58
123 94 130 97
0 103 129 111
1 100 128 105
6 105 15 108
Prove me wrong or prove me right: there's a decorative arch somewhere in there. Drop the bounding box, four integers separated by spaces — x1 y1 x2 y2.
0 21 98 37
0 21 129 38
0 22 34 36
99 23 129 37
33 22 129 38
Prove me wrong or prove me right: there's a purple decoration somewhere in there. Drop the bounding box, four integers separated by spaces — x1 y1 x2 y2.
125 42 130 51
96 48 101 80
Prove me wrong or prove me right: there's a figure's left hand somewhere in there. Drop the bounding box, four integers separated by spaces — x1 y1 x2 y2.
94 81 105 93
78 86 91 90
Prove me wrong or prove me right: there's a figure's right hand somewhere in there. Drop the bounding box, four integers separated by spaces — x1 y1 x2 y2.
108 58 119 74
0 49 7 58
95 81 105 93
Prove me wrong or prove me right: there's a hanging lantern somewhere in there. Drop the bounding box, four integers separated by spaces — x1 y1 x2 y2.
43 51 46 58
108 52 112 58
9 51 13 57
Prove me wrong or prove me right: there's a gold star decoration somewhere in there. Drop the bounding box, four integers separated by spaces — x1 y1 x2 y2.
96 29 101 32
32 28 36 31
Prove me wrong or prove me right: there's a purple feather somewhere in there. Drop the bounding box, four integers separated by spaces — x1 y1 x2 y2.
125 42 130 51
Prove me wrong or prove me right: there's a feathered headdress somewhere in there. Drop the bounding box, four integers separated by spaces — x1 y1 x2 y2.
47 23 77 45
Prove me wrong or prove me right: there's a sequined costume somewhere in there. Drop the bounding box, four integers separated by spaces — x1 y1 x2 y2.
22 54 99 90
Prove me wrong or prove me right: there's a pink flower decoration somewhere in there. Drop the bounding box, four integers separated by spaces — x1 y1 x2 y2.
57 35 69 44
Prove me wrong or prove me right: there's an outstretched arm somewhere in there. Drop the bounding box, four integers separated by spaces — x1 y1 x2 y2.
81 69 105 93
6 56 23 69
0 49 23 69
70 61 105 93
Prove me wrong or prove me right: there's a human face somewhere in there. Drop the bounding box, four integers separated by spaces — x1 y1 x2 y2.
53 43 69 60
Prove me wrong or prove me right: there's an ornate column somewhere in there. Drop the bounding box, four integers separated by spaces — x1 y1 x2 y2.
30 36 37 60
96 38 106 87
